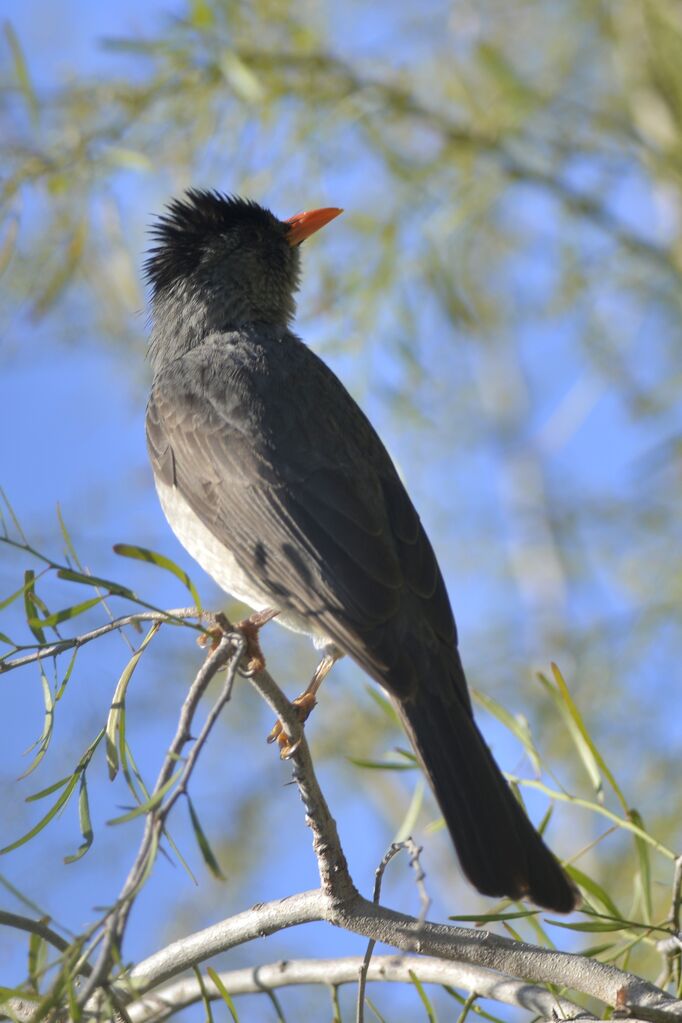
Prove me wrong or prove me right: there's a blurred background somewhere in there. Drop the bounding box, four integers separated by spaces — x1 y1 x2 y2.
1 0 681 1019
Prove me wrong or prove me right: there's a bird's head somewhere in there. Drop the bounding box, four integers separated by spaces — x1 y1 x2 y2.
145 189 342 328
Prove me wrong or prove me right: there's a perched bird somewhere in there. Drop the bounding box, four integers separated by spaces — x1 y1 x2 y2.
145 189 578 913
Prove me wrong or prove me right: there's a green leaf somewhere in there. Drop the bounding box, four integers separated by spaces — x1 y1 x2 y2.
55 648 78 701
56 504 82 569
565 865 622 918
23 571 45 644
4 22 38 119
408 970 437 1023
113 543 201 608
579 942 618 958
365 996 389 1023
473 689 541 775
63 776 93 863
105 623 161 779
507 775 676 859
193 966 215 1023
106 769 182 825
630 807 653 924
537 669 602 798
3 732 103 853
348 757 416 771
56 568 134 598
364 683 400 724
28 595 103 629
187 796 225 880
546 919 632 933
207 967 240 1022
19 667 54 779
394 778 424 844
0 573 45 613
449 910 539 923
0 486 29 543
27 775 72 802
1 773 79 854
551 663 629 811
28 926 47 992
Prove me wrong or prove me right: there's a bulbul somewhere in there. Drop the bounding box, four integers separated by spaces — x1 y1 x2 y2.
145 189 578 913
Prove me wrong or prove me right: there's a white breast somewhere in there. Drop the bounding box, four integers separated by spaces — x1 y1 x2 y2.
154 478 331 647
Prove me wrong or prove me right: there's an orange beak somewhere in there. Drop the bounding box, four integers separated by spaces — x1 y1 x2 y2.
285 206 343 246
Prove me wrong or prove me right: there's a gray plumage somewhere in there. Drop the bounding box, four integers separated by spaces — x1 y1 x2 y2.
145 190 578 912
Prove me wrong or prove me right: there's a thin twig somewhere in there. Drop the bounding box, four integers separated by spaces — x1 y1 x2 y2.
357 840 431 1023
0 608 204 674
78 629 242 1012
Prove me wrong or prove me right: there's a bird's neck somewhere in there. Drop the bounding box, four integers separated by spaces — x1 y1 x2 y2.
147 279 291 373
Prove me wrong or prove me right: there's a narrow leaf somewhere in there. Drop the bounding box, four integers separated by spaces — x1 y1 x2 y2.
546 919 632 933
113 543 201 608
408 970 437 1023
0 574 43 613
207 968 240 1022
4 22 38 118
630 807 653 924
1 773 79 854
550 663 629 811
473 689 541 774
105 623 160 779
56 568 134 598
348 757 415 771
193 966 215 1023
28 595 103 629
27 775 72 802
55 648 78 701
187 796 225 880
19 667 54 778
23 571 45 644
394 779 424 844
63 776 93 863
565 865 622 918
449 910 539 923
56 504 82 569
106 769 182 825
28 928 47 992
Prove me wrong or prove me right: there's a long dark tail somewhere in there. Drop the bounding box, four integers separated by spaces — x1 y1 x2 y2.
394 650 578 912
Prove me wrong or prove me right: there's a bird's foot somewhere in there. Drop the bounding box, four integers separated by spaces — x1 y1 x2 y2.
236 608 279 675
196 612 232 650
266 650 340 758
266 691 318 759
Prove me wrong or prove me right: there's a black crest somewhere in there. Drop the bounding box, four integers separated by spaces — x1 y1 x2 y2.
145 189 284 294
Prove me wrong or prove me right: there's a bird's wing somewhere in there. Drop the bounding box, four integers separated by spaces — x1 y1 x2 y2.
146 338 457 696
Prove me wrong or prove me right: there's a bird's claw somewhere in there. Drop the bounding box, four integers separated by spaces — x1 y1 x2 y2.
236 609 279 675
267 691 318 759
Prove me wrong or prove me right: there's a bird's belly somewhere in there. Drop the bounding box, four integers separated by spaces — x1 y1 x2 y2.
154 480 331 646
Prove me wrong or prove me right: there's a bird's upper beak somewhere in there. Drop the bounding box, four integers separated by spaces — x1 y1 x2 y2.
285 207 343 246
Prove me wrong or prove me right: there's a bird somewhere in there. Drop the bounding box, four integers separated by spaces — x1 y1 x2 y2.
144 188 579 913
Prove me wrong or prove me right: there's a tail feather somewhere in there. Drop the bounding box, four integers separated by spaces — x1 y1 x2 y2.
394 651 578 913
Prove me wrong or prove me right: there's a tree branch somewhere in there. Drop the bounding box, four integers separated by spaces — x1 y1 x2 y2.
0 608 203 675
125 954 593 1023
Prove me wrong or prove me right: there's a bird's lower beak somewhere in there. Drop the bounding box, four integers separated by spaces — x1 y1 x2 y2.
285 207 343 246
